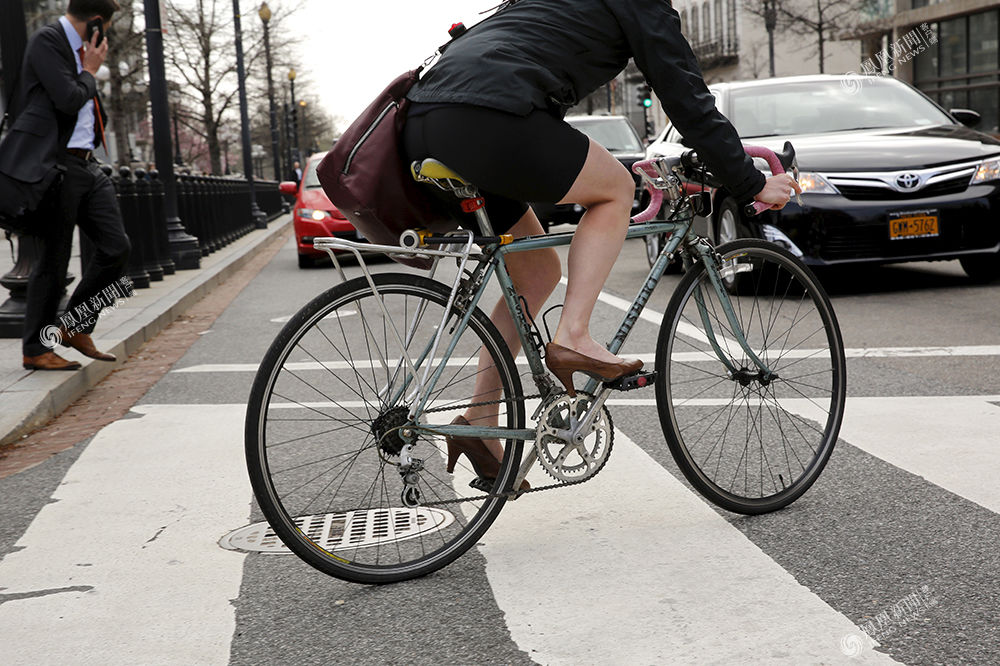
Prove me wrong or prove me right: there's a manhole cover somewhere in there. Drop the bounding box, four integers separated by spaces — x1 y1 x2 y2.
220 507 456 554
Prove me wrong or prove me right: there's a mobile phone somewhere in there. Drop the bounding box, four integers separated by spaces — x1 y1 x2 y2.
85 17 105 46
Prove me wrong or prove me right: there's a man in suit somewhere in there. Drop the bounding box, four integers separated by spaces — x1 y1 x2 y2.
0 0 130 370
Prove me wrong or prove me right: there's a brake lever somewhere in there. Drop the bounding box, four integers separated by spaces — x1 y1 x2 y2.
792 163 803 206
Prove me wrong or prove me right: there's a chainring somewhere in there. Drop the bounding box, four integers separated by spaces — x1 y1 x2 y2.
534 391 613 482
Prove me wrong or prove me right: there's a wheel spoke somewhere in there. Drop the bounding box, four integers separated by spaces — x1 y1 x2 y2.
246 275 524 582
660 242 845 513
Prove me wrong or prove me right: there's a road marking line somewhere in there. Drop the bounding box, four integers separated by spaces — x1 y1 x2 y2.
172 343 1000 374
0 405 249 666
481 426 898 664
794 395 1000 515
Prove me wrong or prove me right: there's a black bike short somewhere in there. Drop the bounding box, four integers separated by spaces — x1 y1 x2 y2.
402 102 590 233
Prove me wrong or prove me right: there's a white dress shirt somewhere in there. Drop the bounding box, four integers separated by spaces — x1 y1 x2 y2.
59 16 97 150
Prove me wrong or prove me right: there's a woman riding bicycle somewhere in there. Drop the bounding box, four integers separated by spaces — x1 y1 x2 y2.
403 0 802 484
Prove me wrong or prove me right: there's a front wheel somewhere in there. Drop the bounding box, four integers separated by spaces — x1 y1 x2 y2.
246 273 525 583
959 252 1000 283
655 240 846 514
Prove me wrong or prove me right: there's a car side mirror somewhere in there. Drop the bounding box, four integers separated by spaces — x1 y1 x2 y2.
950 108 981 127
279 181 299 195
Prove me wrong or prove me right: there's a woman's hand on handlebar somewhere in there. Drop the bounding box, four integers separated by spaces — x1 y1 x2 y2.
753 173 802 210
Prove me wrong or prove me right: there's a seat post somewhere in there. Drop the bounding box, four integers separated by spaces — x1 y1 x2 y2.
469 203 495 237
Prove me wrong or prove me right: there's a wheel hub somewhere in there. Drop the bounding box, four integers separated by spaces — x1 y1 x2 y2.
731 367 777 387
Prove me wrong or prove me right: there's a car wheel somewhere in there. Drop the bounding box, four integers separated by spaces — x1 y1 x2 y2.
959 253 1000 283
645 232 662 268
298 253 314 269
714 198 754 294
715 197 747 246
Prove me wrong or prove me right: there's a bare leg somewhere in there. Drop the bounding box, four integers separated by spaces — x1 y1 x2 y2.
551 138 636 364
462 208 561 460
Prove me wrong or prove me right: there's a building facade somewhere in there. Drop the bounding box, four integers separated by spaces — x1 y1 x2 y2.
570 1 866 140
853 0 1000 135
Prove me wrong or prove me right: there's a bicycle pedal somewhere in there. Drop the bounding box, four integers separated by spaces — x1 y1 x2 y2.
604 371 657 392
469 477 493 492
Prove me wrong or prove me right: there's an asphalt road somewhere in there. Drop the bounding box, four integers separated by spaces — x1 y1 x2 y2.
1 228 999 665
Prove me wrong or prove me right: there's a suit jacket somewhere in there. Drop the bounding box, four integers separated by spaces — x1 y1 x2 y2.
0 21 106 185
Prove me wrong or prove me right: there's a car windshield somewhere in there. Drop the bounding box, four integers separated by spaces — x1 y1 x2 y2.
729 78 955 138
567 118 644 152
303 154 327 189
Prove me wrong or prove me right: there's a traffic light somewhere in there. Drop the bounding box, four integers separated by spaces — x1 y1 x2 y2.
637 83 653 109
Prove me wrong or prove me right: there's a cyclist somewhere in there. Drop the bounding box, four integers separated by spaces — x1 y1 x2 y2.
402 0 801 483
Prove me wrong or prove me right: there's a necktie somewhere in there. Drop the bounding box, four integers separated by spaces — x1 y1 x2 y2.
76 45 107 152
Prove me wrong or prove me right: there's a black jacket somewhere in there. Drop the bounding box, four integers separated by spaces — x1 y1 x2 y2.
0 21 104 185
409 0 765 202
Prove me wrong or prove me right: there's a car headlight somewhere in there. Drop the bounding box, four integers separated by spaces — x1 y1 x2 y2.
972 158 1000 184
296 208 331 221
796 172 839 195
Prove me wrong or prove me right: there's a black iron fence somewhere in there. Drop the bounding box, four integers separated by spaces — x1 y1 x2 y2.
0 168 288 337
111 167 286 289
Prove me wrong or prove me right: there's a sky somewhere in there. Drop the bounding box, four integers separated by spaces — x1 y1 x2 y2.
286 1 492 130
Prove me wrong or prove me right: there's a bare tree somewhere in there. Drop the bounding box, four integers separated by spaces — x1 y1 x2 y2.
777 0 866 73
105 0 147 166
163 0 242 175
745 41 769 79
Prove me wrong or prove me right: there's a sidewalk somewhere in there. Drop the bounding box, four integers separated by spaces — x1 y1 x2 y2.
0 215 291 447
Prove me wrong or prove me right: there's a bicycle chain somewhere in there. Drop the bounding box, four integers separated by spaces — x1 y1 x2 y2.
419 392 613 506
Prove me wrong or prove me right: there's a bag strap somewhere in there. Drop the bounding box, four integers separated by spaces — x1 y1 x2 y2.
424 1 517 67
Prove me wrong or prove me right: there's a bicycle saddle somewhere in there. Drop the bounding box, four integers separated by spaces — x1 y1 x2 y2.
411 159 470 186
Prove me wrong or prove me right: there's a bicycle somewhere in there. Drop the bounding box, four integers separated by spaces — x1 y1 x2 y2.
245 142 847 584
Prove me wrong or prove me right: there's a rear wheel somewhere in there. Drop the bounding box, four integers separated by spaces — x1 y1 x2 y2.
655 240 846 514
246 273 524 583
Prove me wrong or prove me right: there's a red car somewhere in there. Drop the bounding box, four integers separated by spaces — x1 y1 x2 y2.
279 152 362 268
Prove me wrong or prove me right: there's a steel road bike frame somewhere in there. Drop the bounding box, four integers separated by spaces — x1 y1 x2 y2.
313 150 784 486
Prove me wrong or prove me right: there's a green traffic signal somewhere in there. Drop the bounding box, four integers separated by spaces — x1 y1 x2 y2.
642 98 652 108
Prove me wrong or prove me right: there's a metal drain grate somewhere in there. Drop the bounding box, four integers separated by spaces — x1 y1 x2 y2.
220 507 456 554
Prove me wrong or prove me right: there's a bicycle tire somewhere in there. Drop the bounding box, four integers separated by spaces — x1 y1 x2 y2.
655 240 846 514
246 273 524 583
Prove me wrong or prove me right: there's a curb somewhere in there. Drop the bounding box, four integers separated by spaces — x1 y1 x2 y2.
0 216 291 447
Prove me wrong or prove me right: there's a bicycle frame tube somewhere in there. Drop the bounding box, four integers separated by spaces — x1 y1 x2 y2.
689 241 775 377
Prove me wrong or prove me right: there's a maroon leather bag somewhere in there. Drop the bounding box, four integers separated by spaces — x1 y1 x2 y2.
316 68 452 269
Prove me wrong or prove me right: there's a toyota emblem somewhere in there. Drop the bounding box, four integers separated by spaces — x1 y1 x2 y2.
896 173 921 190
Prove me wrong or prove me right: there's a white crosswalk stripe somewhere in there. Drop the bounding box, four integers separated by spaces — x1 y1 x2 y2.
0 405 249 666
7 394 1000 662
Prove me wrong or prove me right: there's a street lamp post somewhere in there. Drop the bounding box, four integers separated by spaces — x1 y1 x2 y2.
298 99 308 159
142 0 201 270
232 0 267 229
258 2 282 182
288 68 300 165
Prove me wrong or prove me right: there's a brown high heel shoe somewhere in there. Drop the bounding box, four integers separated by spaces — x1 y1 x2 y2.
544 342 643 397
445 415 530 492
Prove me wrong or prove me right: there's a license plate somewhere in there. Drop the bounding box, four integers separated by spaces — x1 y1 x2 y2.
888 210 939 240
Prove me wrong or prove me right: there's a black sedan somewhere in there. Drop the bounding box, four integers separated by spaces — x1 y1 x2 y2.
645 75 1000 281
532 114 647 230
